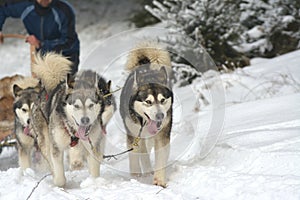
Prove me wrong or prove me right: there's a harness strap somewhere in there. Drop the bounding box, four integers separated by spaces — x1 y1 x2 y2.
62 121 79 147
101 121 146 161
133 120 146 147
70 136 79 147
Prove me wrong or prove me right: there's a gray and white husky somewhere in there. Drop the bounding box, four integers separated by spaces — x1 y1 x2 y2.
120 42 173 187
13 77 40 170
31 53 115 187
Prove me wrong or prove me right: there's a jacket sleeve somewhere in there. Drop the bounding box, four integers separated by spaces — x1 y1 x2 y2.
40 2 78 54
0 2 27 31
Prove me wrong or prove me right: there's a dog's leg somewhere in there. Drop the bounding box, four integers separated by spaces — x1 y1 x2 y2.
16 133 34 170
50 145 66 187
87 154 100 177
38 124 53 170
101 105 114 126
86 142 101 177
18 146 31 170
127 135 142 176
153 134 170 188
140 138 153 175
69 143 84 170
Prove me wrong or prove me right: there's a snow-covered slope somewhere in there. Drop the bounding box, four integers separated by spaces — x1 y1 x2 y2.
1 37 300 199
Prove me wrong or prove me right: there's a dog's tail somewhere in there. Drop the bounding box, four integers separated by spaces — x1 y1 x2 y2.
32 52 72 92
126 41 172 72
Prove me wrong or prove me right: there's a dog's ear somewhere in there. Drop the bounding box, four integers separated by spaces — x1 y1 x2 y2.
33 80 42 93
106 80 112 91
66 73 75 93
12 84 22 97
158 66 168 86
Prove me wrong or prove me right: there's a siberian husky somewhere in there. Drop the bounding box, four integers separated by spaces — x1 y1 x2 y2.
120 42 173 187
67 70 116 171
13 77 40 170
31 53 114 187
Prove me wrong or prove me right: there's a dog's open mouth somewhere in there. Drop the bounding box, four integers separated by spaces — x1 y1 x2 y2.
23 125 30 136
75 125 91 141
144 113 162 135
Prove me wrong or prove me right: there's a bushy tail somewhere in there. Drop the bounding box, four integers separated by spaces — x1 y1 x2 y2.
32 52 72 92
126 41 172 71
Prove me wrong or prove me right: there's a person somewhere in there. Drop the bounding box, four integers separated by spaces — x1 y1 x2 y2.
0 0 80 75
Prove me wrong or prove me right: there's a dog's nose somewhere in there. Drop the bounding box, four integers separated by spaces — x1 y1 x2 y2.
156 113 164 121
27 119 30 125
81 117 90 125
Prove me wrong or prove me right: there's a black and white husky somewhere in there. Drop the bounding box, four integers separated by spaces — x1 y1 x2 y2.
120 42 173 187
31 53 115 187
13 77 40 170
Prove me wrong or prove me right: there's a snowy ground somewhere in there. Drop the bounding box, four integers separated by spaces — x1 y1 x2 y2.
1 2 300 200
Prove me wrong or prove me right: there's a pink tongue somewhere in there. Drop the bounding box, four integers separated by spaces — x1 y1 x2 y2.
147 119 158 135
75 126 89 141
23 126 30 136
101 125 107 135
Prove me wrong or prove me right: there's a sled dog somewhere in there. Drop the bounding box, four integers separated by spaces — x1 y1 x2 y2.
0 74 24 140
13 77 40 170
120 42 173 187
31 53 113 187
67 70 116 171
75 70 116 134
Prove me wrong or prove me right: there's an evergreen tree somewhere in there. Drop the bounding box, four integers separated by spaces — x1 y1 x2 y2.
146 0 249 70
146 0 300 70
239 0 300 57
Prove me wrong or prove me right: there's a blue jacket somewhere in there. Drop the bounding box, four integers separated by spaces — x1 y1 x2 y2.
0 0 79 56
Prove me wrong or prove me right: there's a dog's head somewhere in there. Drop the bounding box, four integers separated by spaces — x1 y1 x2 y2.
64 73 104 140
130 66 173 135
133 84 173 135
13 84 40 135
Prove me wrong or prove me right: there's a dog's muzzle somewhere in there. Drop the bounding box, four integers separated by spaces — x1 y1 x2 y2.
145 112 164 135
74 117 91 141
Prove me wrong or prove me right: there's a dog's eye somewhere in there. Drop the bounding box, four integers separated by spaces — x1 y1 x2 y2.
160 98 166 104
145 100 152 105
22 108 27 112
88 103 94 108
74 104 80 109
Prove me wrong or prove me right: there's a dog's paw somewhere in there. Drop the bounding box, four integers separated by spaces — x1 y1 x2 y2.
70 161 84 171
53 176 66 187
153 177 167 188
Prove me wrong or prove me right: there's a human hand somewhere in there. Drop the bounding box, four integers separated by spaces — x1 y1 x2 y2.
26 35 41 48
0 32 3 44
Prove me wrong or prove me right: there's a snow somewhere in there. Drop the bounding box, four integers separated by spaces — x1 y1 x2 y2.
1 2 300 200
282 15 295 24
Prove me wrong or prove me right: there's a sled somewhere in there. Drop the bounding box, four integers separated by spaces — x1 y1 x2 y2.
0 34 35 153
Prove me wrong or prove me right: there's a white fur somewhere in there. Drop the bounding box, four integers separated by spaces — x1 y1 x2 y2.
15 104 30 126
66 98 101 127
